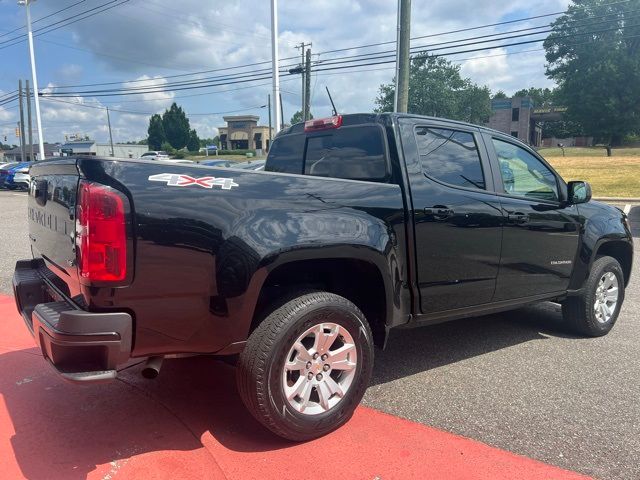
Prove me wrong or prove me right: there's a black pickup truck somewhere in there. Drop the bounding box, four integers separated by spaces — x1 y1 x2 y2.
13 113 633 441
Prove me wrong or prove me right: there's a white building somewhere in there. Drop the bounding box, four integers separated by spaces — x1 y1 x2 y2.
59 141 149 158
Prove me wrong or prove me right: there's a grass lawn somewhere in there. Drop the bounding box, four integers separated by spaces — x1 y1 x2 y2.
539 146 640 157
543 155 640 198
187 154 266 163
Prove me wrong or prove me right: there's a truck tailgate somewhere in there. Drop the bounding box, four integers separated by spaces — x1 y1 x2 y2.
27 159 80 292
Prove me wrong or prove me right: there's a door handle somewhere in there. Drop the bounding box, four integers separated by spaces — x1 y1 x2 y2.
507 212 528 224
424 205 454 218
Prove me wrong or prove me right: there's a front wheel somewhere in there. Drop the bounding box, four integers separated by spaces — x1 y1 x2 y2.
562 256 625 337
236 291 374 441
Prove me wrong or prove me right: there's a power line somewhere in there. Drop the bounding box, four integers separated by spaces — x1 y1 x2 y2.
306 19 640 74
42 96 268 116
0 0 89 39
310 31 640 77
44 14 640 100
311 9 640 70
313 0 633 56
46 1 635 94
0 0 131 49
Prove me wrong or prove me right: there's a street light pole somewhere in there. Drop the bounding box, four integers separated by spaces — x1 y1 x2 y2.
106 107 115 156
270 0 281 134
19 0 45 160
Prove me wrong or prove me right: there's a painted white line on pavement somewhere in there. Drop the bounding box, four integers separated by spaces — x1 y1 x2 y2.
624 204 632 215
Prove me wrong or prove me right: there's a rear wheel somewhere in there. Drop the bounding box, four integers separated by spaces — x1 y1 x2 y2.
236 291 374 441
562 256 625 337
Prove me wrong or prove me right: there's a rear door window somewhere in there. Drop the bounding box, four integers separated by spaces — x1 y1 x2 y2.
415 127 486 190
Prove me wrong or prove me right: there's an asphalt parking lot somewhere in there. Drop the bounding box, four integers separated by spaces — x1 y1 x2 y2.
0 190 638 479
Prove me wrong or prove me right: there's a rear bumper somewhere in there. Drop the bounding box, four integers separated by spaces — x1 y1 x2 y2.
13 259 133 384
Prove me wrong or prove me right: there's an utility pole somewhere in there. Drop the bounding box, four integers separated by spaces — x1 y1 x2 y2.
26 79 34 162
279 93 284 130
106 107 115 156
395 0 411 113
16 122 24 164
267 94 272 151
19 0 45 160
270 0 281 134
304 48 312 121
295 42 312 120
18 80 26 163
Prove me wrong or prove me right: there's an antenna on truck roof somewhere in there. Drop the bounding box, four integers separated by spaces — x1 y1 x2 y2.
325 86 338 116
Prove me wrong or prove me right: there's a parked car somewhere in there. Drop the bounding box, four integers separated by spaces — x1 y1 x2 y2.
234 159 266 171
140 151 170 161
12 165 30 190
0 162 29 189
200 159 233 168
13 113 633 442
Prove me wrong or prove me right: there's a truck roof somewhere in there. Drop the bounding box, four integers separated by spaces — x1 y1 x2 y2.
280 112 507 139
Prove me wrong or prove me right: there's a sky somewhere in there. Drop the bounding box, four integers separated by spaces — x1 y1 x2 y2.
0 0 570 145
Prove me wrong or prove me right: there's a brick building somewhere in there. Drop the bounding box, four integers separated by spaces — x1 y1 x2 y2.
218 115 273 152
487 97 542 146
486 97 592 148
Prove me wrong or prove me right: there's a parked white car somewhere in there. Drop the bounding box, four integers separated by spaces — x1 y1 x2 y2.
12 166 30 190
140 151 171 161
140 151 192 164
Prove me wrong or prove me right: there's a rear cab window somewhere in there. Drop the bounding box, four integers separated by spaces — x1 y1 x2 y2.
266 123 390 182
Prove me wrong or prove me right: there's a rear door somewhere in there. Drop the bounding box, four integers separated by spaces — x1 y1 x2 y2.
485 134 581 300
400 119 503 314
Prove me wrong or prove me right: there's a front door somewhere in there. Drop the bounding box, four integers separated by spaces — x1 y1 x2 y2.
401 120 503 314
487 136 581 300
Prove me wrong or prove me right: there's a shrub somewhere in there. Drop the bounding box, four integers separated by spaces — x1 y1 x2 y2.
160 142 175 155
216 149 256 156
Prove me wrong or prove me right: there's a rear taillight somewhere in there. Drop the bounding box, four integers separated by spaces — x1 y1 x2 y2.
304 115 343 132
76 181 128 284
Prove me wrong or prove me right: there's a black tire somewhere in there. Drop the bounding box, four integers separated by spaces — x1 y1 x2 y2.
236 290 374 441
562 256 625 337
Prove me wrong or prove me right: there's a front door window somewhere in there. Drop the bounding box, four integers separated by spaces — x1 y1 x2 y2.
492 138 559 202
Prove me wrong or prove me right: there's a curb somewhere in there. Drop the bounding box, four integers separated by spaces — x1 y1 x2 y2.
594 197 640 204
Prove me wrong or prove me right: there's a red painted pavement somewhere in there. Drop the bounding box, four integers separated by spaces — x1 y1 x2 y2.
0 294 592 480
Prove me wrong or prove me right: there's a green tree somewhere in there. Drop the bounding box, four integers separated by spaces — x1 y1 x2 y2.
162 103 191 150
147 114 165 150
290 110 313 124
374 55 491 124
199 136 219 148
544 0 640 145
160 142 175 155
187 129 200 152
542 120 585 139
492 90 508 99
512 87 556 108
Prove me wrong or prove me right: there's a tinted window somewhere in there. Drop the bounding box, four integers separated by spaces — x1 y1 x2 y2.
304 126 387 181
415 127 485 190
492 138 559 202
265 134 305 174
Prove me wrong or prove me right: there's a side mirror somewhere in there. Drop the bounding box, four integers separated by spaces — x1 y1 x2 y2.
568 181 592 205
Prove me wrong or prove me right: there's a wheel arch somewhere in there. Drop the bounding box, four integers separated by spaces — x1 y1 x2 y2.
247 252 395 349
594 239 633 287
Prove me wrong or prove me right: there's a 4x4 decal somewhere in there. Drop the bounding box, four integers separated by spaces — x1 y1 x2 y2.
149 173 239 190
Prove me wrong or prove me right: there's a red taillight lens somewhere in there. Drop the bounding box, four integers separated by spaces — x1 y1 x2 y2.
76 181 128 284
304 115 343 132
